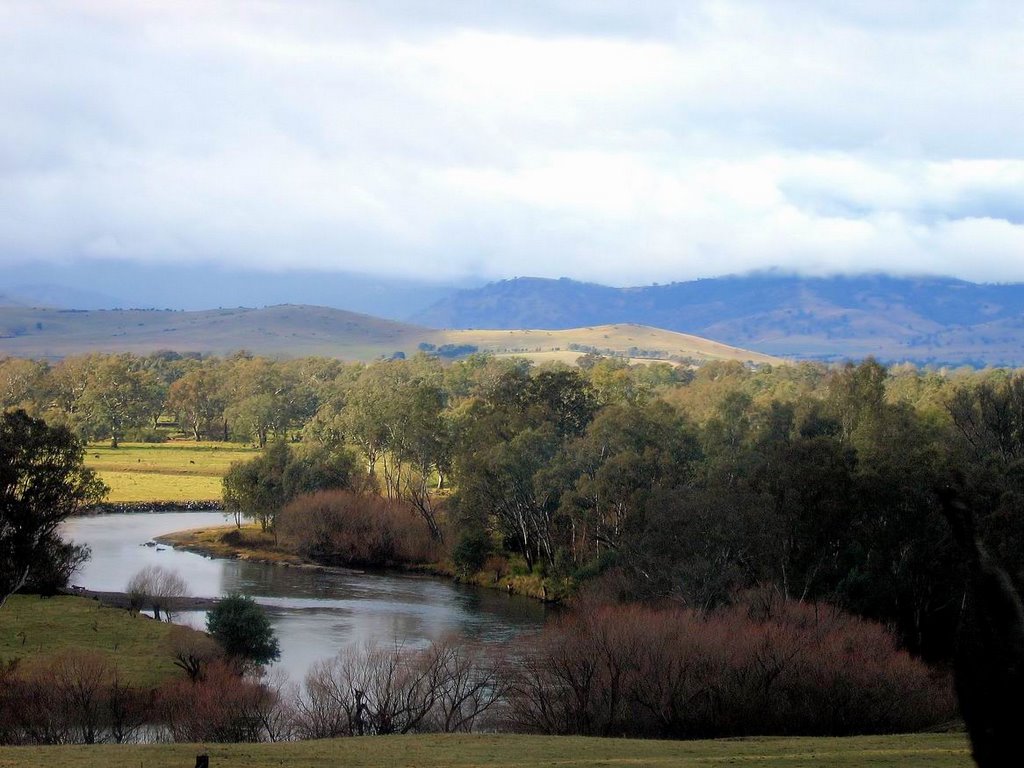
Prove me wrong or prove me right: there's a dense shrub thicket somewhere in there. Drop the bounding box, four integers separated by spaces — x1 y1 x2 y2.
0 598 952 745
277 490 441 567
507 597 953 738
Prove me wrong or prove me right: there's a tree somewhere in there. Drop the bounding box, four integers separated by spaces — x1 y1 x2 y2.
222 357 301 447
166 367 225 441
206 594 281 667
222 441 289 531
0 357 49 414
222 441 358 532
0 410 107 608
79 354 162 447
126 564 189 620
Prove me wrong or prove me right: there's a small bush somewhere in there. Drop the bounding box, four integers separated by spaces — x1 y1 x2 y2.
452 528 493 576
207 594 281 668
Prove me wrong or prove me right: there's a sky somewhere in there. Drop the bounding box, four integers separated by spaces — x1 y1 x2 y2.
2 0 1023 286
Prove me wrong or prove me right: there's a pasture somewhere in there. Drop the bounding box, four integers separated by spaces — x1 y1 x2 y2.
0 595 198 688
0 733 972 768
85 442 257 503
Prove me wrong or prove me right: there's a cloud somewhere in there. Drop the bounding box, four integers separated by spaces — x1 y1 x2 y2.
1 1 1022 285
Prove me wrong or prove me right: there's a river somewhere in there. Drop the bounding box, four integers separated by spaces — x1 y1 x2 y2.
61 512 547 682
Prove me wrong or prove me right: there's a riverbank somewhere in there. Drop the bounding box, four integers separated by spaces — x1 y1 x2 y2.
88 499 223 514
154 524 358 571
155 523 570 602
0 732 973 768
61 586 221 612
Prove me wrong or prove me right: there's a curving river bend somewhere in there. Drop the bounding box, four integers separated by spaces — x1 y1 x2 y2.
61 512 546 682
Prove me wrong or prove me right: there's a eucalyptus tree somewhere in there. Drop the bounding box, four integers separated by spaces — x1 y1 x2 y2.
0 357 49 415
79 353 162 447
166 365 226 441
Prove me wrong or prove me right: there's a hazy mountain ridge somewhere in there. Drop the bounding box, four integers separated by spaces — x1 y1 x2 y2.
0 261 470 317
413 274 1024 365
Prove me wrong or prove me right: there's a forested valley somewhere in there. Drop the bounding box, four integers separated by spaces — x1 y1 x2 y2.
3 349 1023 739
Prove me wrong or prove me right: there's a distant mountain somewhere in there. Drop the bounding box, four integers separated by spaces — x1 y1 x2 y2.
0 305 425 360
412 274 1024 365
0 260 473 319
0 305 775 365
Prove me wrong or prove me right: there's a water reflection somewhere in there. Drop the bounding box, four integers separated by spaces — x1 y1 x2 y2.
62 512 546 682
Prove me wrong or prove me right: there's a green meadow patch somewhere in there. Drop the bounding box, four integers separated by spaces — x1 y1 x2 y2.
85 442 257 503
0 595 195 688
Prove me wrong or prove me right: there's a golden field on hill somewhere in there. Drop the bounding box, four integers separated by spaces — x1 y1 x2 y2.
440 323 780 365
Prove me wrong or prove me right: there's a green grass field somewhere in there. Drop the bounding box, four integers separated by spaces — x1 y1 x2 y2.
85 442 257 503
0 595 196 687
0 733 972 768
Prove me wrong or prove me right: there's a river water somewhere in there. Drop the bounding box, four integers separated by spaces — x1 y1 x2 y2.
61 512 546 682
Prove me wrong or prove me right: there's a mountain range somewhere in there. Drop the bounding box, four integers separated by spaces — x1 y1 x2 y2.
413 274 1024 366
4 264 1024 365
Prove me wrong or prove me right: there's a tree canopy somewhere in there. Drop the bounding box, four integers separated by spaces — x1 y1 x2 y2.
0 409 107 607
206 593 281 667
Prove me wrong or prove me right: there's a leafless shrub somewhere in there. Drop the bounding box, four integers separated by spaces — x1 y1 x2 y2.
168 624 223 682
0 651 151 745
292 637 508 738
157 661 280 743
126 565 189 620
277 490 440 568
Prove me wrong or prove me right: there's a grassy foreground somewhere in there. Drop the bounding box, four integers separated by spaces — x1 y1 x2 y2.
0 733 972 768
0 594 196 687
85 442 257 503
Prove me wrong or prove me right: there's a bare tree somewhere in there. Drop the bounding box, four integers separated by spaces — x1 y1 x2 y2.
126 565 188 621
292 638 508 738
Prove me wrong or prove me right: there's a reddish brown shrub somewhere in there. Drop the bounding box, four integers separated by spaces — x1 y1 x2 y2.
506 596 954 738
0 651 151 745
157 661 285 742
277 490 440 567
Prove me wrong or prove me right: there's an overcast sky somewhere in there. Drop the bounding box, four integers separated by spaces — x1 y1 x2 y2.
2 1 1023 286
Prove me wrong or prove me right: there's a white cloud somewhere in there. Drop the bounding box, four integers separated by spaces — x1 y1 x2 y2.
1 1 1023 284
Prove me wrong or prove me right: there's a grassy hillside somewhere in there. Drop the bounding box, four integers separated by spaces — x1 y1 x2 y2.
0 732 972 768
0 305 778 365
85 442 257 503
0 595 195 687
0 305 425 360
439 324 779 365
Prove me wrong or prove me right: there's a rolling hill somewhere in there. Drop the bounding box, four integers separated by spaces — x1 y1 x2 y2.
412 273 1024 366
0 305 424 360
0 305 778 365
